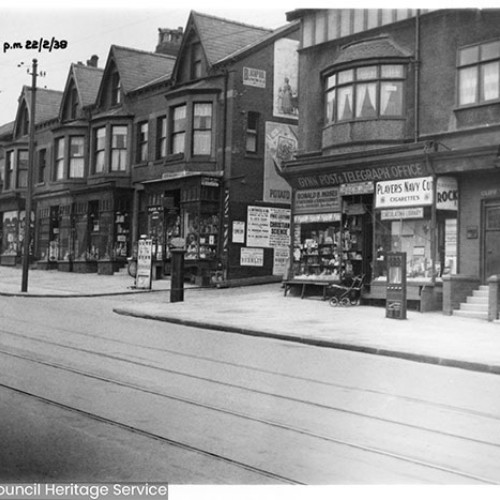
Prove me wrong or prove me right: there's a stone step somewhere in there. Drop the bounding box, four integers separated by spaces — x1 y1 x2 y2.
472 289 489 298
467 295 488 304
460 302 488 312
454 309 489 320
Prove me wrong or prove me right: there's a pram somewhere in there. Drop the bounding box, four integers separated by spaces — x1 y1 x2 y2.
328 274 365 307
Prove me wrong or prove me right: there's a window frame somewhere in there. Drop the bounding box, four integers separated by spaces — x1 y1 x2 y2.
156 116 167 160
93 126 106 174
170 104 187 155
457 40 500 107
324 62 406 125
110 125 128 172
5 150 14 190
54 137 66 181
69 136 85 178
192 102 213 156
110 71 122 106
245 111 260 154
136 121 149 164
37 148 47 184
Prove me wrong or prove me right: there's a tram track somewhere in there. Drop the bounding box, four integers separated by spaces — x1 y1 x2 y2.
0 341 497 484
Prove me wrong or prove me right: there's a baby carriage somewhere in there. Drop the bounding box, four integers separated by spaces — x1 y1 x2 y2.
328 274 365 307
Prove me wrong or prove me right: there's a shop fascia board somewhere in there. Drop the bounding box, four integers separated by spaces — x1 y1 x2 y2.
142 170 223 185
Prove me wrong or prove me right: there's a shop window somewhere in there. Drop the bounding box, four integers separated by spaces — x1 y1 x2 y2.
16 150 28 188
37 148 47 184
184 210 218 261
458 40 500 106
373 209 434 281
69 136 84 178
136 121 149 163
325 64 405 124
156 116 167 159
54 138 65 180
4 151 13 190
192 103 212 156
94 127 106 173
171 104 186 155
111 125 127 171
246 112 259 153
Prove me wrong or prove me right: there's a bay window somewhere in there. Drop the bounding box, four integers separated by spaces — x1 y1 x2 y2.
458 40 500 106
325 64 405 123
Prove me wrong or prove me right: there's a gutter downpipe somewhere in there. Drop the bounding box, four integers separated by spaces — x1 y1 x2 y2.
414 9 421 143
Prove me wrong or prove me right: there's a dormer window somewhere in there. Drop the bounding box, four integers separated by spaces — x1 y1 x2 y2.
191 42 203 80
111 71 121 106
18 103 29 137
325 64 405 124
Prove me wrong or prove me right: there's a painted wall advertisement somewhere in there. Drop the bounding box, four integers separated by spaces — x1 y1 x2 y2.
264 122 297 204
273 38 299 119
246 206 291 275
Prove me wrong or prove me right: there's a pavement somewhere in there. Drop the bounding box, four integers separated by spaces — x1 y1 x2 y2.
1 265 500 375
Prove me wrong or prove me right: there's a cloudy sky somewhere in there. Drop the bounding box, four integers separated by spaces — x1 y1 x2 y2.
0 1 291 124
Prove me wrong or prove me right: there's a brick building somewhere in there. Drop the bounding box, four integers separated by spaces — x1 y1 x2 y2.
280 9 500 313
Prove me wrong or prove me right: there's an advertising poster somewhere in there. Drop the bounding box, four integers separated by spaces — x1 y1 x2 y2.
240 247 264 267
273 246 289 276
273 38 299 119
247 206 290 249
232 221 245 244
263 122 297 204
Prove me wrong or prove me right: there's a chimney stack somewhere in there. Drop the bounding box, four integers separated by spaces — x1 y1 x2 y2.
86 55 99 68
156 27 183 57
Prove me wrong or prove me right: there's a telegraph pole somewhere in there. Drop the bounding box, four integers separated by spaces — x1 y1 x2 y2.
21 58 39 292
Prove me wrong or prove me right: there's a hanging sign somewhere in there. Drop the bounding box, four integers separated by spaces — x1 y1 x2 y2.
375 176 433 208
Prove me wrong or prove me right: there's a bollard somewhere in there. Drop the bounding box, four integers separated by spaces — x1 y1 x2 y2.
170 248 185 303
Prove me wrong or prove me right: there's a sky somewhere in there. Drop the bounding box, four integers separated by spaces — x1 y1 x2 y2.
0 1 291 125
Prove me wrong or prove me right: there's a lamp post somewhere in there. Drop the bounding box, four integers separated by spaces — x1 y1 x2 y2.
21 58 38 292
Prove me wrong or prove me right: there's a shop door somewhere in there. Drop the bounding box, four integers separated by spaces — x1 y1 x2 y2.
484 201 500 281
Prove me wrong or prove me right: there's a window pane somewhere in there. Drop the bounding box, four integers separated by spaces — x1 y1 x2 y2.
381 9 394 24
70 158 84 178
338 69 354 84
357 66 377 80
481 41 500 61
193 103 212 129
381 64 404 78
367 9 379 29
356 83 377 117
353 9 364 33
481 61 500 101
246 133 257 153
70 137 84 156
340 9 351 37
112 126 127 148
95 152 105 173
111 150 127 171
325 89 336 123
337 86 353 120
380 81 403 116
458 66 478 105
326 74 336 89
459 46 479 66
173 105 187 132
193 131 211 155
172 132 185 154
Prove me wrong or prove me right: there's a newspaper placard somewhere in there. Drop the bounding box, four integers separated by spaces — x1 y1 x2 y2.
135 239 153 289
273 246 289 276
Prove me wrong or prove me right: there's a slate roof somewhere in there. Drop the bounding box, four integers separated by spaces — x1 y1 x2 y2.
0 121 14 139
191 11 272 66
22 86 63 124
110 46 176 93
334 36 413 65
71 64 104 107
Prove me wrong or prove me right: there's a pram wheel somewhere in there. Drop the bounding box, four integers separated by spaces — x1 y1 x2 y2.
340 297 351 306
329 297 339 307
350 298 360 306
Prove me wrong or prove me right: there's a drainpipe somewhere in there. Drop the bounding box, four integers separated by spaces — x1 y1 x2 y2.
414 9 421 143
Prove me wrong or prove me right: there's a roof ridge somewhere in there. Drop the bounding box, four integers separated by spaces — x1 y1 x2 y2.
191 10 272 33
111 44 176 60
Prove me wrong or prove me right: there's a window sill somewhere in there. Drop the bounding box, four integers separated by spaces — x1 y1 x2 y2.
454 99 500 112
324 116 406 127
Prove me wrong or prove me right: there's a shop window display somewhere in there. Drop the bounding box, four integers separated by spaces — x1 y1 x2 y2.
184 210 218 260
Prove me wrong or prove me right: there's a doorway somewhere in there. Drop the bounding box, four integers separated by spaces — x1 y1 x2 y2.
483 199 500 281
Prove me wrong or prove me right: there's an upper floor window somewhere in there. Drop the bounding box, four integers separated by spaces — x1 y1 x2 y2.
156 116 167 159
69 136 85 178
5 151 13 190
136 122 149 163
55 138 65 181
37 149 47 184
171 105 186 155
17 150 28 188
111 125 127 171
325 64 405 124
191 43 203 80
94 127 106 174
458 40 500 106
246 112 259 153
192 103 212 156
111 71 122 106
